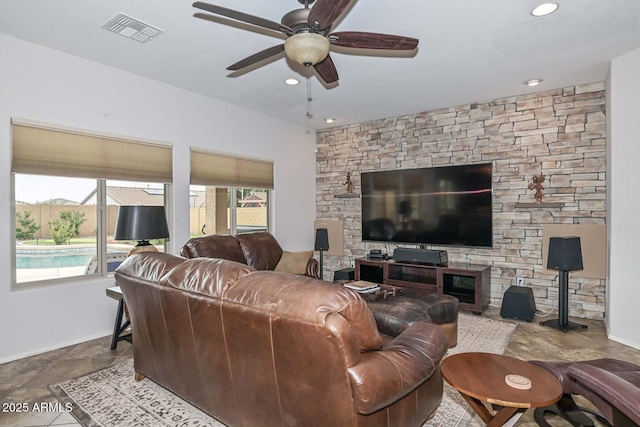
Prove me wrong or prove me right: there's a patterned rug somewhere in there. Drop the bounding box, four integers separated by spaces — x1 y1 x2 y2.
49 313 516 427
424 313 517 427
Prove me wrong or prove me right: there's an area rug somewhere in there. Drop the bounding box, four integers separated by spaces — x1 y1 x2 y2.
424 313 517 427
49 313 516 427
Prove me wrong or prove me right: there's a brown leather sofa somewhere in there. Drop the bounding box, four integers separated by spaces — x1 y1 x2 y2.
181 232 319 279
115 252 449 427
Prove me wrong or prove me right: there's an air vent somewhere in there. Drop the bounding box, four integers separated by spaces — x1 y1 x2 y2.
101 13 163 44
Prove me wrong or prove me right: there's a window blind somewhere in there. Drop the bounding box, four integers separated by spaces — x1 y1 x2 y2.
11 119 172 183
190 148 274 189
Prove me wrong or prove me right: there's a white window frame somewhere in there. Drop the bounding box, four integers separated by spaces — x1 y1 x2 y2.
11 176 170 291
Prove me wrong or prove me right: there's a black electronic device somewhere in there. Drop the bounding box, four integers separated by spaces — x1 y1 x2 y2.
500 286 536 322
359 264 384 284
361 163 493 248
333 268 355 282
368 249 385 259
392 248 448 265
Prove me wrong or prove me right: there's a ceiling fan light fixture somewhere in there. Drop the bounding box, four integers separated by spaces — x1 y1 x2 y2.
284 33 330 66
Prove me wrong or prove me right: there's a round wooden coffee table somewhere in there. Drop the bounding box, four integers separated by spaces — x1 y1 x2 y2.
441 352 562 427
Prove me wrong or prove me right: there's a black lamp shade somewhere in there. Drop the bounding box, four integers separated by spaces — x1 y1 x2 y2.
114 206 169 242
547 236 583 271
314 228 329 251
398 201 412 216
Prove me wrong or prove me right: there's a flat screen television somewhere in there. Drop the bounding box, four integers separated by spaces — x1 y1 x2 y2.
361 163 493 248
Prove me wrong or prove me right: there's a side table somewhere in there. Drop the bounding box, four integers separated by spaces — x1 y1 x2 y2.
106 286 132 350
441 352 562 426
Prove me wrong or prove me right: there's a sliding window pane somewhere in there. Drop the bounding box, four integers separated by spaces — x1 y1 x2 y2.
14 174 97 284
189 185 229 236
188 185 269 236
235 188 268 234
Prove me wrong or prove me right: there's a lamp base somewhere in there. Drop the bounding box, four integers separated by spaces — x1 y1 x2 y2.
539 318 588 333
128 241 159 257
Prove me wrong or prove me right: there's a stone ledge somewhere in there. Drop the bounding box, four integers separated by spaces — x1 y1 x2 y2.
514 202 563 208
334 193 359 199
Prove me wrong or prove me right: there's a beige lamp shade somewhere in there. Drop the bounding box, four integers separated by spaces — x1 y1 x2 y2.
284 33 330 66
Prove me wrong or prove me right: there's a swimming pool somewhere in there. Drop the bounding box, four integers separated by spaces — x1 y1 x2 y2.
16 251 95 269
16 248 124 269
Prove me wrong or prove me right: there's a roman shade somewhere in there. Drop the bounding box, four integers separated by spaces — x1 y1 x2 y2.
190 148 274 189
11 119 172 182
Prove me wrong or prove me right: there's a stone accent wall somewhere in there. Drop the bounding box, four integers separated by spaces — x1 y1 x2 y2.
316 82 606 319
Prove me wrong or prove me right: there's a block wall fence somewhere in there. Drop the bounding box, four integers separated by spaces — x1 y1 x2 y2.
316 82 606 319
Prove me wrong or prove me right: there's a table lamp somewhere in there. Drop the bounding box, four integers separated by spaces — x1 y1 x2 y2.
314 228 329 280
114 206 169 256
541 236 587 333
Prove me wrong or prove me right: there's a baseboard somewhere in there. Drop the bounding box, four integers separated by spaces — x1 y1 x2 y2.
0 330 112 364
607 332 640 351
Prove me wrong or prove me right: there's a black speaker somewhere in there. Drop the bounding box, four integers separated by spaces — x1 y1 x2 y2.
500 286 537 322
333 268 355 282
392 248 448 265
547 236 583 271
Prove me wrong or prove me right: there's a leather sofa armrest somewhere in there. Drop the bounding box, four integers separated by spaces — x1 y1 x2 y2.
568 363 640 425
305 257 319 279
347 322 448 415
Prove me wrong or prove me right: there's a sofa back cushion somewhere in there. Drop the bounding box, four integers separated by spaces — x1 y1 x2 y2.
161 257 255 299
236 232 283 271
225 271 382 354
180 234 247 264
116 251 186 283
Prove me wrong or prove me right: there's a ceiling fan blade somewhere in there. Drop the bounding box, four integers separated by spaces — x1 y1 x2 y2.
307 0 352 30
329 32 419 50
193 2 292 34
227 44 285 71
314 55 339 84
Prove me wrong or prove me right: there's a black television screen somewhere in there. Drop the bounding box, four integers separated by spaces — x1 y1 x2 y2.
361 163 493 248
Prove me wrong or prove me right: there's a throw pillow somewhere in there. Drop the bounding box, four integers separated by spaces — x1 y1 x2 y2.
274 250 313 275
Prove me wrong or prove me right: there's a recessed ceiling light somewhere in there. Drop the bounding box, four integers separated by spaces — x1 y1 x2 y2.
531 3 559 17
284 78 300 85
324 118 335 123
525 79 543 87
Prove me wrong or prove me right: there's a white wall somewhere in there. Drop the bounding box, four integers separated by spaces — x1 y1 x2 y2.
0 34 317 362
606 47 640 349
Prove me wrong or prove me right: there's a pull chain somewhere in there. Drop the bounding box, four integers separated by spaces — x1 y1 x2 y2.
306 66 312 118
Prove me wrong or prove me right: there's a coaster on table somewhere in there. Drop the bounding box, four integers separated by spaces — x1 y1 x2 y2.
505 374 532 390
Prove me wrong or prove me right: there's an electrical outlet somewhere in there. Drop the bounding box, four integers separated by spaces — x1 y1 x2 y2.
516 277 525 286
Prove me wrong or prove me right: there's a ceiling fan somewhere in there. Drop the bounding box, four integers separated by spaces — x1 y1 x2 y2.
193 0 419 84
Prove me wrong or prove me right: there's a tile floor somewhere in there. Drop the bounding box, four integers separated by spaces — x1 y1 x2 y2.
1 307 639 427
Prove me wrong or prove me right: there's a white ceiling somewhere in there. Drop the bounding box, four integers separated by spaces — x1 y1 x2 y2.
1 0 639 130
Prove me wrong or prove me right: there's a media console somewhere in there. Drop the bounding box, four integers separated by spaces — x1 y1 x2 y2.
355 258 491 314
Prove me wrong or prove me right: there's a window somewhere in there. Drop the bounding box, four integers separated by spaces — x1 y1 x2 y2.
14 176 167 285
11 119 172 289
189 149 273 237
189 185 269 236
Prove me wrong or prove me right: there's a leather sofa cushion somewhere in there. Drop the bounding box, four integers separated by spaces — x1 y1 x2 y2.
237 232 283 270
568 359 640 425
181 234 247 264
161 258 255 299
225 271 383 353
116 252 186 283
274 250 313 275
